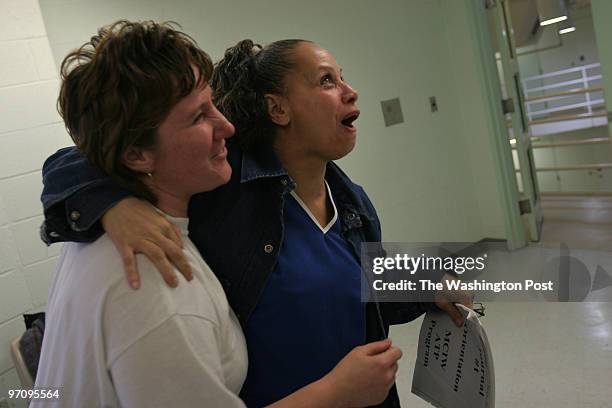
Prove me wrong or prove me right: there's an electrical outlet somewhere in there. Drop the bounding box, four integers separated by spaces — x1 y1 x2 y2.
429 96 439 112
381 98 404 127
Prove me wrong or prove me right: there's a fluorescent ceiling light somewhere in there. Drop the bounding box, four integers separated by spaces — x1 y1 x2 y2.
559 26 576 34
540 15 568 26
537 0 569 26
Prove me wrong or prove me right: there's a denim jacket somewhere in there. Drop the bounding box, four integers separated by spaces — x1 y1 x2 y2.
41 144 430 408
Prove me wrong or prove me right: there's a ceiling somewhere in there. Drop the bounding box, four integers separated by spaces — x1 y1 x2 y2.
489 0 591 50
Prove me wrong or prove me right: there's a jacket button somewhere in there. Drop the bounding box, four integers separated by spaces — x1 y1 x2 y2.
346 213 356 220
69 210 81 221
280 179 288 186
264 244 274 253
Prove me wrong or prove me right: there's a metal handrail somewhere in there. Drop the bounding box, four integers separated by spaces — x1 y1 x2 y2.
522 63 605 123
515 163 612 172
511 137 610 149
526 75 602 94
532 137 610 148
530 99 605 118
529 111 608 125
525 87 604 102
518 63 610 194
522 63 601 83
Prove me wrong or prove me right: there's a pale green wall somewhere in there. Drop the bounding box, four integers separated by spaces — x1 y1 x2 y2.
39 0 511 242
438 0 509 239
531 127 612 192
592 0 612 113
592 0 612 189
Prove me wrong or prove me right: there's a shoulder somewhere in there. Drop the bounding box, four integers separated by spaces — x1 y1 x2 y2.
103 246 224 360
54 235 183 315
326 162 381 240
105 247 221 324
48 236 228 364
327 162 367 195
55 234 127 289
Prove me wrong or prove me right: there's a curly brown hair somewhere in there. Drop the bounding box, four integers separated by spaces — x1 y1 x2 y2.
58 20 213 203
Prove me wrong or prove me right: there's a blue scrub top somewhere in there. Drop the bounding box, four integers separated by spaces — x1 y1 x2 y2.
239 184 366 407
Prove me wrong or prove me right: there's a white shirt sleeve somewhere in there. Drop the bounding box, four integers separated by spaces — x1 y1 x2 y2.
109 314 246 408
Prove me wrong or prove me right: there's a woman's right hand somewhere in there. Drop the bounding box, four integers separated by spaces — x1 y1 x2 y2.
101 197 192 289
323 339 402 407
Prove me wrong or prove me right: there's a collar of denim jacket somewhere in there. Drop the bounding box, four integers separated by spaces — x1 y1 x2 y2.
240 145 289 183
239 146 375 221
325 161 374 220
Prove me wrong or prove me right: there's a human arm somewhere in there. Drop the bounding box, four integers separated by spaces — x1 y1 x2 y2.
357 185 472 326
112 314 400 408
41 147 191 287
100 198 192 288
382 273 474 327
267 339 402 408
41 147 131 244
108 250 400 408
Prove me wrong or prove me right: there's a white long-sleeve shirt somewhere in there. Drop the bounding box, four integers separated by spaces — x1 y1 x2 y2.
32 216 248 408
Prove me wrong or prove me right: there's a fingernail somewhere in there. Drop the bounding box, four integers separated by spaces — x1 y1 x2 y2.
171 276 178 287
130 279 140 290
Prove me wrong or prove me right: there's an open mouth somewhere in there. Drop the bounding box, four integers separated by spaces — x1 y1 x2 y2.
341 111 360 129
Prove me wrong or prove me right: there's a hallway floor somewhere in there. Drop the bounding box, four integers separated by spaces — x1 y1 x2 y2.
392 195 612 407
540 195 612 252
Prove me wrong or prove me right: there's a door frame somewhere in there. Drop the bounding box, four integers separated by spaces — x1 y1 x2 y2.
464 0 527 250
491 0 543 241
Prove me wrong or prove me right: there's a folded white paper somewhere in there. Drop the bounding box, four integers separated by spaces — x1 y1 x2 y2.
411 305 495 408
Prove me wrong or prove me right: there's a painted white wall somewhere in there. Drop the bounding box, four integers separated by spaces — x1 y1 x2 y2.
0 0 68 405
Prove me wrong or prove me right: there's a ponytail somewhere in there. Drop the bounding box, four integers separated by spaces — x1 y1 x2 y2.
212 38 309 151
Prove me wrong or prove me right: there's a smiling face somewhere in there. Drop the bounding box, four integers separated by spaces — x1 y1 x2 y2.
150 84 235 201
275 42 360 161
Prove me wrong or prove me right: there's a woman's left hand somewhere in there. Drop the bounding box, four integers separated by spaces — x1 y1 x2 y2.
434 273 475 327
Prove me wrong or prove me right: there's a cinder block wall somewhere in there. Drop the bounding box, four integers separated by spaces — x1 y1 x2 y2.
0 0 67 404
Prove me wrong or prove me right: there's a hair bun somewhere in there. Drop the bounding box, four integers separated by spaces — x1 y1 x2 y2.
212 38 307 151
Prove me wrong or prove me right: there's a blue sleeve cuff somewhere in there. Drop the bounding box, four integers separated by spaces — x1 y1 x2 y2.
40 147 133 244
41 180 132 244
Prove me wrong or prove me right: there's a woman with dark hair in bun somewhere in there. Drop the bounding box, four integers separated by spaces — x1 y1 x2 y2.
41 36 467 407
